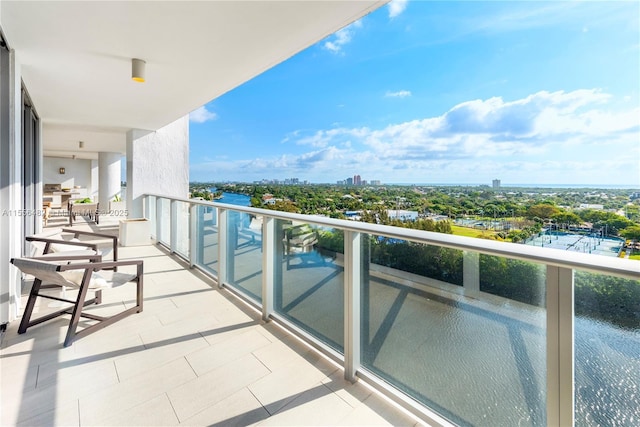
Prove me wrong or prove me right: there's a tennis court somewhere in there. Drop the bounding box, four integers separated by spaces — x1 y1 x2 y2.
525 231 623 257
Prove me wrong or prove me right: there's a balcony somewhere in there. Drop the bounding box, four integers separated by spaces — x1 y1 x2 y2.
2 196 638 427
147 195 639 427
1 216 420 426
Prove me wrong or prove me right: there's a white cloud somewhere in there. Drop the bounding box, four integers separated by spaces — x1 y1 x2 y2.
385 90 412 98
189 106 218 123
388 0 409 19
296 127 370 148
282 89 639 172
470 1 635 37
281 130 301 144
323 21 362 54
191 89 639 184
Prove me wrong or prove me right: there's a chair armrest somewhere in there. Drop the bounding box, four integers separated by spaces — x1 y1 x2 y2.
26 236 98 253
62 228 116 241
58 259 142 272
31 253 103 262
61 228 118 263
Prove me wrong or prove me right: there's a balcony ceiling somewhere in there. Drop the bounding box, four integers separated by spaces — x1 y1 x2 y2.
1 0 386 157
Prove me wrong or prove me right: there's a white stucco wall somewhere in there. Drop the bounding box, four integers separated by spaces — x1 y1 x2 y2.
43 157 92 195
90 159 99 200
126 115 189 218
98 152 122 209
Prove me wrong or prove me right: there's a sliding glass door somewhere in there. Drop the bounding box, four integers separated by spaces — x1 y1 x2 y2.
21 87 40 244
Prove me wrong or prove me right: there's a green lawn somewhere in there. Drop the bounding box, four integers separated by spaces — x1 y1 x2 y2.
451 225 499 239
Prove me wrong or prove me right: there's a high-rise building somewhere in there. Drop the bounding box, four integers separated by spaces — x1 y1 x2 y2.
492 179 501 190
354 175 362 185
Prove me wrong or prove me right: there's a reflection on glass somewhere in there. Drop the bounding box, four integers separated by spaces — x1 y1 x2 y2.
371 237 463 286
363 246 546 427
158 199 170 246
574 270 640 426
148 196 156 239
274 220 344 351
226 211 263 302
195 205 218 277
175 201 190 258
480 255 546 306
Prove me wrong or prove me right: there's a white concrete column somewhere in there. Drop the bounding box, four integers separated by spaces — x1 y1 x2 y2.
126 115 189 218
98 152 121 209
90 159 99 201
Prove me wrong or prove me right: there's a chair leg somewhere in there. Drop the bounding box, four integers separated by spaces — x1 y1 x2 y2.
18 278 43 334
138 275 143 312
63 274 93 347
64 274 142 347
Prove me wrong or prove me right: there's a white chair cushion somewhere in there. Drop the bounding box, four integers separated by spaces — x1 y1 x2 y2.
50 238 87 253
60 270 136 289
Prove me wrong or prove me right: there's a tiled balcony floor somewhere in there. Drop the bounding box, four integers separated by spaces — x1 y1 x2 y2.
1 218 422 426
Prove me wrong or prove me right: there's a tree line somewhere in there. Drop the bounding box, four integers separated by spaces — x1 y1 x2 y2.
205 182 640 240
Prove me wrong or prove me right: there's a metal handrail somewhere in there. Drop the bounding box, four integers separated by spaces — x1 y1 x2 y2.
146 193 640 280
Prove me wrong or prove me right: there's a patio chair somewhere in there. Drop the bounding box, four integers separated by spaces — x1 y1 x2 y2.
42 201 52 227
26 228 118 271
10 255 143 347
283 223 321 270
69 201 99 226
237 215 263 249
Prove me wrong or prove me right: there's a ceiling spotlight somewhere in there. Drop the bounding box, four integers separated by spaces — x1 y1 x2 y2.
79 141 84 149
132 58 146 83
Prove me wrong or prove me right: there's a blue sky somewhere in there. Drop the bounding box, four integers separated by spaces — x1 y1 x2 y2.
188 0 640 186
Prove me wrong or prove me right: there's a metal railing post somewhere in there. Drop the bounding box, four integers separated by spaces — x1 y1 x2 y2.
218 208 228 289
262 216 275 321
344 230 361 382
547 265 575 427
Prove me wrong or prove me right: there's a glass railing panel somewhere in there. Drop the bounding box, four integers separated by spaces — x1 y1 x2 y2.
194 204 218 277
480 254 546 306
574 270 640 426
148 196 156 239
157 198 170 246
225 211 263 302
363 247 546 427
274 220 344 351
174 201 190 258
371 236 464 287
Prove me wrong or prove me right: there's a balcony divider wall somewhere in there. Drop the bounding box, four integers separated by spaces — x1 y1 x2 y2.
143 194 640 427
